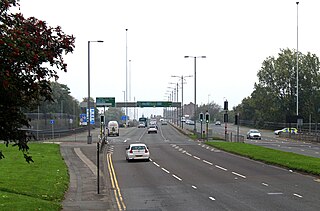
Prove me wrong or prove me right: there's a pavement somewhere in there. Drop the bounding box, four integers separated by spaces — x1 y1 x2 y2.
56 129 115 211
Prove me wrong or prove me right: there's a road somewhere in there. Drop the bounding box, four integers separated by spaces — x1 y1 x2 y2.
183 123 320 158
105 124 320 210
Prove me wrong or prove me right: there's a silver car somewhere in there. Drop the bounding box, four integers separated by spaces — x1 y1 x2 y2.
247 129 261 140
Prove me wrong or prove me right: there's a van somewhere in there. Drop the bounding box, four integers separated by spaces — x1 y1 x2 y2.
107 121 119 136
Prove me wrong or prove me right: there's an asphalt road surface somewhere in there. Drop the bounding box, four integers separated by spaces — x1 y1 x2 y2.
104 124 320 211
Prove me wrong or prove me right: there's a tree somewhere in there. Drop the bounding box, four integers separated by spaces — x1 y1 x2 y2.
236 48 320 127
0 0 75 162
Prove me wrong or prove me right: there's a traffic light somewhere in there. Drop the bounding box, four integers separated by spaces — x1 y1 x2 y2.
224 113 228 123
224 100 228 111
205 112 210 123
199 113 204 122
100 115 105 124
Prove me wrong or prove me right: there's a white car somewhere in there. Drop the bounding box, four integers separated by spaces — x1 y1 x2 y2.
246 129 261 140
147 125 158 134
125 143 150 161
138 122 145 128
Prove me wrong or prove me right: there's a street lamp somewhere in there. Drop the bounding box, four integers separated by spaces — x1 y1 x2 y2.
167 86 175 123
87 40 103 144
125 29 128 127
184 56 206 134
172 75 192 129
296 1 299 116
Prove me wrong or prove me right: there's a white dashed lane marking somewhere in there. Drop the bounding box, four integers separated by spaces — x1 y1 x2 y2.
215 165 227 171
172 174 182 181
161 168 170 174
293 193 303 198
232 172 246 179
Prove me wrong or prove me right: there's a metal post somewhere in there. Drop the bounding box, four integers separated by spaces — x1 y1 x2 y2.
296 2 299 116
194 57 197 134
87 41 92 144
87 40 103 144
97 141 100 194
181 76 184 129
125 29 128 127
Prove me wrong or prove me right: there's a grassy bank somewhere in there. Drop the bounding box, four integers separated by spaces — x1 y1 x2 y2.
0 143 69 210
207 141 320 176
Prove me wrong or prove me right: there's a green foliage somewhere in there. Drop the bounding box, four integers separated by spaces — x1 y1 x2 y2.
0 0 75 161
0 143 69 210
235 48 320 126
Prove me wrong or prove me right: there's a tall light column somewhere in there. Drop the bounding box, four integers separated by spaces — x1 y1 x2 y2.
172 75 192 129
125 29 128 126
296 1 299 116
88 40 104 144
185 56 206 134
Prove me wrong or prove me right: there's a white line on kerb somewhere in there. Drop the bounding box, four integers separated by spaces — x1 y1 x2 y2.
215 165 227 171
193 156 200 160
161 168 170 174
232 172 246 179
192 185 197 189
172 174 182 181
293 193 303 198
203 160 213 165
209 197 216 201
153 162 160 167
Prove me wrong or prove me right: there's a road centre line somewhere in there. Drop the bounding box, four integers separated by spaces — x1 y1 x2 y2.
161 168 170 174
172 174 182 181
232 172 246 179
153 162 160 167
209 196 216 201
192 185 197 189
262 183 269 187
203 160 213 165
267 192 283 195
193 156 201 160
215 165 227 171
293 193 303 198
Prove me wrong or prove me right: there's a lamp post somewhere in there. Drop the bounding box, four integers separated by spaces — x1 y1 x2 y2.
125 29 128 127
184 56 206 134
172 75 192 129
296 1 299 116
87 40 104 144
169 82 179 126
167 86 175 123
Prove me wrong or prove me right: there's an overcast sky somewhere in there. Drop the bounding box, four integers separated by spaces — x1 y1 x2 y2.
18 0 320 118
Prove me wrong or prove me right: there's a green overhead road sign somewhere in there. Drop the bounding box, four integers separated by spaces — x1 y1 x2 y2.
137 101 172 107
96 97 115 107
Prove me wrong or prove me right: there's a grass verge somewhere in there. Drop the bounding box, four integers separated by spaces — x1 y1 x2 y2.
0 143 69 211
207 141 320 176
